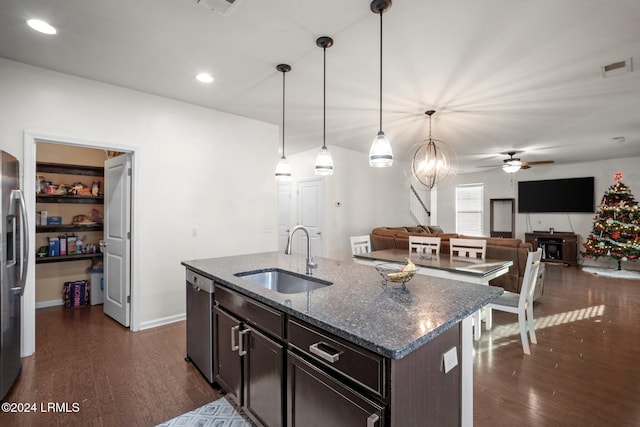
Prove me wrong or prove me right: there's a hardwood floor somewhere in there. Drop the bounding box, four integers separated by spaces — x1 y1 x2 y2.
1 265 638 426
474 264 640 426
0 306 221 427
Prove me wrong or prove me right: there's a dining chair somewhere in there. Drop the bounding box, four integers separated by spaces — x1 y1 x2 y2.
485 248 543 355
350 235 372 256
449 238 487 259
409 236 441 257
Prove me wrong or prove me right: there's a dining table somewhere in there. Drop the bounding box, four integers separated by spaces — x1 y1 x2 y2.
353 248 513 285
354 248 514 340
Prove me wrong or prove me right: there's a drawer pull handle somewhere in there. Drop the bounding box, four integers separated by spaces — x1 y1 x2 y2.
309 342 342 363
238 329 250 356
367 413 380 427
231 325 240 351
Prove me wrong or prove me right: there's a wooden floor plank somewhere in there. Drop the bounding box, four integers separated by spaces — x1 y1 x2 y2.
475 264 640 426
0 305 221 427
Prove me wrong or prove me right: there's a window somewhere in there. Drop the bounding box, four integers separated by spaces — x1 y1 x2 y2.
456 183 484 236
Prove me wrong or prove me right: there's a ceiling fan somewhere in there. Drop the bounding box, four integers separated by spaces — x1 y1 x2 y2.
481 151 555 173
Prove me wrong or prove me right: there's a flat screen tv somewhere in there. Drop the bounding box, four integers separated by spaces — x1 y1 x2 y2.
518 177 595 213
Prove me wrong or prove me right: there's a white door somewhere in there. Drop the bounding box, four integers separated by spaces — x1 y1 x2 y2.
297 179 323 257
103 154 131 327
277 182 291 251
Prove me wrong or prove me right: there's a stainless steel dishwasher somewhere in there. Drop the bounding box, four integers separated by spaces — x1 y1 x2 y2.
185 269 214 383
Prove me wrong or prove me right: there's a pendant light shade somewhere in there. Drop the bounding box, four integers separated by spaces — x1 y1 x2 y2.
275 64 292 181
411 110 457 189
369 131 393 167
315 36 335 176
369 0 393 168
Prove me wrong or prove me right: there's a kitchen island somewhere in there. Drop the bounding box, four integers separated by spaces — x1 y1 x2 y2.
183 252 503 427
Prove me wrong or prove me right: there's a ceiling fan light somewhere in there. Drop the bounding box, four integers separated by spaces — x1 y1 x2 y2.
314 146 334 176
502 161 522 173
369 131 393 167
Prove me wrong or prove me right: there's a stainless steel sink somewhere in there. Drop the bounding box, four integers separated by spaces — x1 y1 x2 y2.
235 269 332 294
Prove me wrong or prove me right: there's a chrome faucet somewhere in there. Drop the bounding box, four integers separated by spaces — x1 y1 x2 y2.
285 225 318 275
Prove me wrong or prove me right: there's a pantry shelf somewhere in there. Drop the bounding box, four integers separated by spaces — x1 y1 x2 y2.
36 224 103 233
35 253 102 264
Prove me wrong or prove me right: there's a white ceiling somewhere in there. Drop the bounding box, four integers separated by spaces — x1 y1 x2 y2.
2 0 640 172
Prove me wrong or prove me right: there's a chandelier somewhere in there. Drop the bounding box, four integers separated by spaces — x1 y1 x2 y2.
411 110 457 189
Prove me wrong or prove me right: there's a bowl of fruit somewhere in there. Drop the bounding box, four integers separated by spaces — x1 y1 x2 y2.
375 259 418 290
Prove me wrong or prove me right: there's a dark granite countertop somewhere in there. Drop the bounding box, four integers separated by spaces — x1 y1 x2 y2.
182 252 502 359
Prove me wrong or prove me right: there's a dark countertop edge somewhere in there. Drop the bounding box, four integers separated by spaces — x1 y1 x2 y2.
182 260 501 359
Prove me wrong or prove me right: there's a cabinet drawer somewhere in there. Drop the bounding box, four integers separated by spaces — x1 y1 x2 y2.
215 285 285 340
288 351 385 427
288 318 385 397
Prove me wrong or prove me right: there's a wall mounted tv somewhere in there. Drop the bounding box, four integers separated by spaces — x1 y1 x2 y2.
518 177 595 213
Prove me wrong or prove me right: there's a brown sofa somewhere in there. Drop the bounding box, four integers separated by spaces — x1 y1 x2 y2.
370 226 535 294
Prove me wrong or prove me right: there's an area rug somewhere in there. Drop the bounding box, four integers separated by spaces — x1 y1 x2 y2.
583 267 640 279
156 396 254 427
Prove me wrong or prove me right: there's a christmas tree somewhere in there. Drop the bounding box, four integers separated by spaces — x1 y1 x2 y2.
583 171 640 270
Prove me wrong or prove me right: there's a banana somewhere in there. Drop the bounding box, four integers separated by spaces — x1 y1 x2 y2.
387 271 408 281
403 258 417 272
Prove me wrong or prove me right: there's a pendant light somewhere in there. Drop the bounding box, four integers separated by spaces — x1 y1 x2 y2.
314 36 334 176
411 110 457 189
275 64 292 181
368 0 393 168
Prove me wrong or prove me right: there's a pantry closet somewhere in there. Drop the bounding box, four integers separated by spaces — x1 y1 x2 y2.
35 143 106 309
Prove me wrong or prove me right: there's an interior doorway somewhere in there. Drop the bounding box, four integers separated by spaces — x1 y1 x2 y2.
22 131 139 357
296 178 324 257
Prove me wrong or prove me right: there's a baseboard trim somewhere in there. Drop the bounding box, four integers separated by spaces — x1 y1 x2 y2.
139 313 185 330
36 299 63 309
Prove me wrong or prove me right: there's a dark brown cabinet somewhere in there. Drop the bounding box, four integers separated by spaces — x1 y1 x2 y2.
288 351 384 427
213 306 242 400
213 284 461 427
243 326 284 427
525 232 578 266
214 286 285 427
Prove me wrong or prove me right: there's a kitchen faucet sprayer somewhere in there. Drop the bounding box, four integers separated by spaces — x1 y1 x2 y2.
285 225 318 275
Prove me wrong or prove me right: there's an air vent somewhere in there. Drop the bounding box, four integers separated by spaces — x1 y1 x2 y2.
196 0 241 16
601 58 633 78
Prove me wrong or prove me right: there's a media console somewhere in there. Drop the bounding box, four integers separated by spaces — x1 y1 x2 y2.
525 232 577 266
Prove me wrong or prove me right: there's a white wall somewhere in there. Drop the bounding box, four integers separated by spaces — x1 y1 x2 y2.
0 58 279 328
438 157 640 269
289 145 415 261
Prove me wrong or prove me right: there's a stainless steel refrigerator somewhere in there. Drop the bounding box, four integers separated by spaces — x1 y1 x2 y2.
0 150 29 401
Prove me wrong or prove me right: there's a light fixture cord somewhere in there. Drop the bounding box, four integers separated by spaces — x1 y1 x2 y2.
378 10 383 133
281 70 286 159
323 46 327 149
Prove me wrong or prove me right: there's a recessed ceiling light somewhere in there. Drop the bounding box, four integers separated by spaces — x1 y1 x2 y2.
27 19 57 35
196 73 214 83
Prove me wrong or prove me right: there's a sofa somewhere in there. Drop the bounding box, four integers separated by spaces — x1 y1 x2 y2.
370 225 540 296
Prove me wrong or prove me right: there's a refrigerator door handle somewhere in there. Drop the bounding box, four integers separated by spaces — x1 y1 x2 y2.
12 189 29 296
7 214 16 267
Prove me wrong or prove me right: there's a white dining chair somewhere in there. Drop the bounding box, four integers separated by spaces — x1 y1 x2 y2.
409 236 441 257
450 238 487 259
350 235 372 256
485 248 543 355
